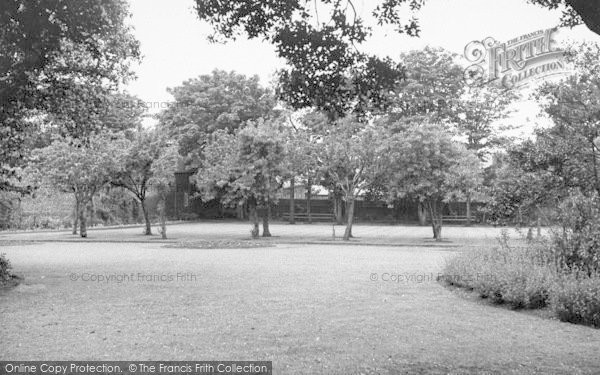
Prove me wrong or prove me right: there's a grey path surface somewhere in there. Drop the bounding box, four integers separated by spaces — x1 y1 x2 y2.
0 221 521 247
1 239 599 374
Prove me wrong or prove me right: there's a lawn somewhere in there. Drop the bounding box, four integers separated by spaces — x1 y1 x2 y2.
1 225 599 374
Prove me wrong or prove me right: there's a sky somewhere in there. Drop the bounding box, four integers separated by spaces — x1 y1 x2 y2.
124 0 600 133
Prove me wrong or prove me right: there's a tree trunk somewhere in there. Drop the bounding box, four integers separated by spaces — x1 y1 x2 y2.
334 194 344 225
262 200 272 237
427 200 442 241
343 198 356 241
248 197 259 238
289 177 295 224
158 198 167 239
466 194 472 227
417 202 427 226
72 197 79 235
79 202 87 238
131 198 139 223
141 199 152 235
89 196 95 227
306 178 312 224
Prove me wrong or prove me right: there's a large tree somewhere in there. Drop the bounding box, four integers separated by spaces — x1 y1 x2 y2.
531 42 600 196
149 144 181 239
318 118 390 240
30 133 127 237
454 85 516 161
195 118 288 237
386 119 482 241
194 1 599 119
195 1 600 39
112 129 166 235
388 47 464 123
158 70 276 165
282 119 322 224
0 0 140 191
195 1 405 120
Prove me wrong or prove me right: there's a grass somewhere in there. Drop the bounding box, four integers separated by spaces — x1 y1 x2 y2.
2 236 600 374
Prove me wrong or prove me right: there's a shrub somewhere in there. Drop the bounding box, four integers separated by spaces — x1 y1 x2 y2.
0 253 13 285
441 234 557 308
550 273 600 328
550 192 600 275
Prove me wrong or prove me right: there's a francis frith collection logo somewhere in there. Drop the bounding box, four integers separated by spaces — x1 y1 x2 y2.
464 27 568 89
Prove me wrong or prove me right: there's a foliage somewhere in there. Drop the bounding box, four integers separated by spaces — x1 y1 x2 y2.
149 143 181 239
31 134 126 197
551 192 600 275
532 42 600 195
454 85 516 160
0 253 14 285
445 152 484 202
527 0 596 35
388 47 464 123
195 118 288 236
484 154 553 225
441 236 558 308
149 144 180 196
158 70 275 164
386 119 482 240
283 119 321 183
0 0 140 191
195 1 406 119
113 129 165 235
550 273 600 328
317 118 390 240
29 132 127 236
485 43 600 224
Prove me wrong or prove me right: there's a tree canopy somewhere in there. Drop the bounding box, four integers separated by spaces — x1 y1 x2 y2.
0 0 140 191
195 118 288 237
195 1 406 119
158 70 276 165
386 119 482 240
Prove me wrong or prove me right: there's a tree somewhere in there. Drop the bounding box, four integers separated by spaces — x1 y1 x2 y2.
195 1 406 120
531 42 600 196
528 0 600 36
195 118 288 237
388 47 464 123
484 151 553 229
282 113 324 224
158 70 276 165
196 0 600 39
454 85 516 161
30 133 126 237
149 145 181 239
0 0 140 191
445 152 484 226
112 129 165 235
318 119 389 240
386 119 482 241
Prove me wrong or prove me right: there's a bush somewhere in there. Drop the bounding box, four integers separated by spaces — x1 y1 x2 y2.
550 273 600 328
0 253 13 285
441 234 557 308
550 192 600 275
